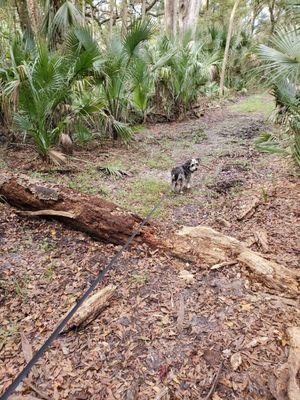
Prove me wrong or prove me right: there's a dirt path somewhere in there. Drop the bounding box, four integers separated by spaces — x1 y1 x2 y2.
0 93 299 399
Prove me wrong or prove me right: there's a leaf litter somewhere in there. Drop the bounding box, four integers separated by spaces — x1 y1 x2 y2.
0 97 299 399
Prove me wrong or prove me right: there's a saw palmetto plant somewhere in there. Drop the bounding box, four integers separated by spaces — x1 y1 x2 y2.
256 23 300 166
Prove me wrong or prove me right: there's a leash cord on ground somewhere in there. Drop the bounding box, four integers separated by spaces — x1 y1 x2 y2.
0 194 166 400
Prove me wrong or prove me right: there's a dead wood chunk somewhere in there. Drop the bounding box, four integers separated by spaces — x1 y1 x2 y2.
237 197 260 220
0 172 158 246
62 285 116 332
269 327 300 400
173 226 300 296
254 229 269 252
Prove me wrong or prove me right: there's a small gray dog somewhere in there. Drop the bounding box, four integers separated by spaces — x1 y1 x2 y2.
171 158 200 193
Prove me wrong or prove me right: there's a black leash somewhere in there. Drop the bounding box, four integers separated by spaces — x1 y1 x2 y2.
0 194 166 400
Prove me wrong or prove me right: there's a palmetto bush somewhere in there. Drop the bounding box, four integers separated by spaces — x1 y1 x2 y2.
1 27 101 162
0 20 156 159
257 24 300 166
151 32 219 119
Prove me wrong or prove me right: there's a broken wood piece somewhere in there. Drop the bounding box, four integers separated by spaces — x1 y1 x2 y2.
62 285 116 332
16 209 76 219
177 294 185 332
211 260 236 270
254 229 269 252
237 197 260 220
268 327 300 400
171 226 300 296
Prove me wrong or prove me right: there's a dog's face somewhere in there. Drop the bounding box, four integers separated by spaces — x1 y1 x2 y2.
188 158 199 172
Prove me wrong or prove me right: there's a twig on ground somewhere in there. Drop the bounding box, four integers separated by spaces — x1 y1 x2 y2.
204 362 223 400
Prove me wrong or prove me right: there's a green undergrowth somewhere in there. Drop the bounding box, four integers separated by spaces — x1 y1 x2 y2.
229 94 274 117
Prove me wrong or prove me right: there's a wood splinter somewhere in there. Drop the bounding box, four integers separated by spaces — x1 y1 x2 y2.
62 284 116 332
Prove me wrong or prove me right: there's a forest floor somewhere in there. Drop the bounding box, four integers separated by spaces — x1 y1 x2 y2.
0 92 299 399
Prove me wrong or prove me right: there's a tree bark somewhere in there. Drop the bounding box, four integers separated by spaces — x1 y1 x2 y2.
178 0 202 38
164 0 178 36
141 0 147 20
268 0 276 33
15 0 34 37
219 0 240 96
121 0 128 34
0 172 158 246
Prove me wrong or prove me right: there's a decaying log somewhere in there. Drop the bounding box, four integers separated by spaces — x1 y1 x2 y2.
0 172 158 246
168 226 300 296
269 327 300 400
62 285 116 332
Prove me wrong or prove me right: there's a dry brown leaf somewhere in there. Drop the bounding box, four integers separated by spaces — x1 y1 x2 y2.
230 352 242 371
21 332 38 378
179 269 195 283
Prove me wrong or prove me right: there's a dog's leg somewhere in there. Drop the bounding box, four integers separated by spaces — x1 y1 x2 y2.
186 175 191 189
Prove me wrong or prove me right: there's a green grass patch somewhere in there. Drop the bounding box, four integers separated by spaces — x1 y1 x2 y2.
146 154 174 169
229 94 274 117
116 177 170 217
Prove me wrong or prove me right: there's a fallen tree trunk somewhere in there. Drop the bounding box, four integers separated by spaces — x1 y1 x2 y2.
1 172 299 296
167 226 300 296
0 172 157 246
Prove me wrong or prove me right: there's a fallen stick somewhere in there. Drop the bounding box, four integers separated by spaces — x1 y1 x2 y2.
62 284 116 332
204 362 223 400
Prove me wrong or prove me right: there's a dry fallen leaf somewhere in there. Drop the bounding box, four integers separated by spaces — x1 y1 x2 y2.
179 269 195 283
246 336 269 348
240 303 252 311
21 332 38 378
212 393 223 400
230 352 242 371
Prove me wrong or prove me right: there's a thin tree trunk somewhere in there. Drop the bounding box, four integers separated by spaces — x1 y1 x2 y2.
15 0 34 37
219 0 240 96
109 0 116 39
26 0 39 34
121 0 128 33
268 0 276 33
141 0 146 20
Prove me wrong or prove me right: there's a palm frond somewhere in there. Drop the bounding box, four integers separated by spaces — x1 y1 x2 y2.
123 19 155 59
257 25 300 84
51 0 83 38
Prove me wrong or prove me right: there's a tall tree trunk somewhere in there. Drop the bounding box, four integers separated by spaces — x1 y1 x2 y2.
219 0 240 96
268 0 276 33
26 0 40 34
141 0 147 20
15 0 34 37
164 0 178 36
109 0 116 39
121 0 128 34
178 0 202 38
